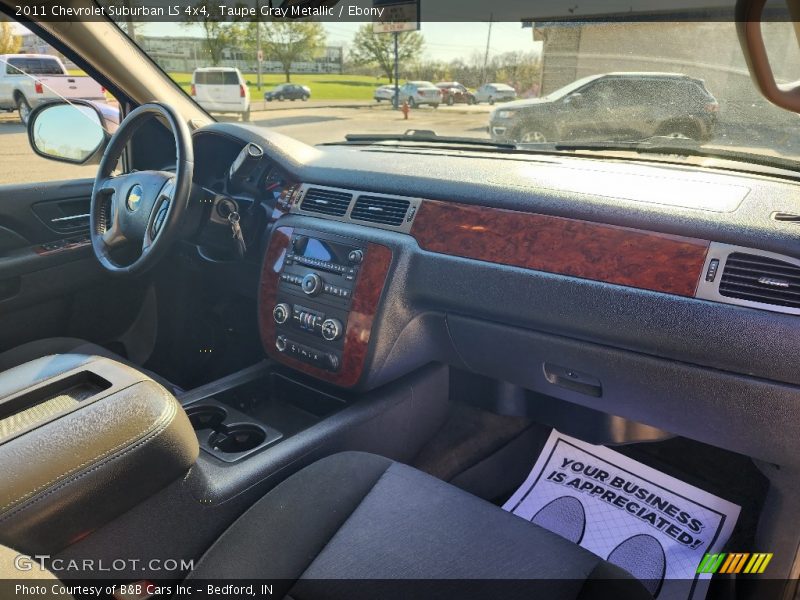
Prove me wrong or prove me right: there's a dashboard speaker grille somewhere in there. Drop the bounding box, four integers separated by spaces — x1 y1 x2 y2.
300 188 352 217
719 252 800 309
351 195 410 227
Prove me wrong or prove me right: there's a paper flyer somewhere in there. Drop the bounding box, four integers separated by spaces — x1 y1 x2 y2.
504 431 741 600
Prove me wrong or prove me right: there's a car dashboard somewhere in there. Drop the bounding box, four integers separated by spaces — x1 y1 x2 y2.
188 121 800 472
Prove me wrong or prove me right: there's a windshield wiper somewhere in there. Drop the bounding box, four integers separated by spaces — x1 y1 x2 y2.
331 130 517 150
533 135 800 172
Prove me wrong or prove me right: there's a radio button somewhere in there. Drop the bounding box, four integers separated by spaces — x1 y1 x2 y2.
326 353 340 371
321 318 344 341
273 303 291 325
348 249 364 264
301 273 323 296
275 335 288 352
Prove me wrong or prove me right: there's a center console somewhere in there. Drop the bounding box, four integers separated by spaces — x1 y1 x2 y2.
0 354 197 555
258 226 392 388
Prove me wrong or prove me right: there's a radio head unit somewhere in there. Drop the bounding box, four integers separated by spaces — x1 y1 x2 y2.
272 231 365 372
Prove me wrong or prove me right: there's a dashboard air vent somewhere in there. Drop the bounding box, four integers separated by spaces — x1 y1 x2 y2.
719 252 800 309
772 212 800 223
300 188 352 217
350 195 411 227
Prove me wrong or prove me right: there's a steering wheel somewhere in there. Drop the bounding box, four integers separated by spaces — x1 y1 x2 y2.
90 103 194 275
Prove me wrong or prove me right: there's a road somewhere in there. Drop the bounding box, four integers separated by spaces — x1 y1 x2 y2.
0 103 492 185
248 102 492 144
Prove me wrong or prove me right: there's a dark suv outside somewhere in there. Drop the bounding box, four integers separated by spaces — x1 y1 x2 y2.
489 72 719 143
264 83 311 102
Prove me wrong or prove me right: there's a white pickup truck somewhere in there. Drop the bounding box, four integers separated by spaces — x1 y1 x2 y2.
0 54 106 124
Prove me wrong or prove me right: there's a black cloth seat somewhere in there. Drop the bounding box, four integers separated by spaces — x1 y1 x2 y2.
0 337 174 391
188 452 652 600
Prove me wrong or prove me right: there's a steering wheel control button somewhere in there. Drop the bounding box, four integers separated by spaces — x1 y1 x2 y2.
273 303 291 325
321 318 344 341
301 273 323 296
348 249 364 264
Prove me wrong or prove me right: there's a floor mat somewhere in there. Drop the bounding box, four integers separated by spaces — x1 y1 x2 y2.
412 404 533 482
504 430 741 600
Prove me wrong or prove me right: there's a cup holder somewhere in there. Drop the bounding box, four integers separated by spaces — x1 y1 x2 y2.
186 405 227 431
184 400 281 462
209 424 267 454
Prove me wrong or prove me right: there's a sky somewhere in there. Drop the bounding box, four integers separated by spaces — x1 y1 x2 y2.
141 21 540 62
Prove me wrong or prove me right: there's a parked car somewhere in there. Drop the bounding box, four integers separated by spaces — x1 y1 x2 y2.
474 83 517 105
0 54 106 124
264 83 311 102
374 84 397 103
191 67 250 121
399 81 442 108
435 82 476 105
488 72 719 144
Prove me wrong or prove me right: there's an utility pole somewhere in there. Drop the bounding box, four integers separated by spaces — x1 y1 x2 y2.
481 13 493 84
256 0 262 91
393 31 399 110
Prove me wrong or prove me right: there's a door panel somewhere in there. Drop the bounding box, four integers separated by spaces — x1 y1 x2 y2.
0 178 105 352
0 17 150 360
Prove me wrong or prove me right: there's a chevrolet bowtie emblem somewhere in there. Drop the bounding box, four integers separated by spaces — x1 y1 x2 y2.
127 184 143 212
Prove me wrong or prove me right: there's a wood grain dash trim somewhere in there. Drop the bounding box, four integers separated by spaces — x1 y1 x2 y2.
411 200 708 297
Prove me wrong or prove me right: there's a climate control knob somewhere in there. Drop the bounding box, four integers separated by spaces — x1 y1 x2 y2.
272 303 291 324
321 318 344 341
275 335 288 352
301 273 323 296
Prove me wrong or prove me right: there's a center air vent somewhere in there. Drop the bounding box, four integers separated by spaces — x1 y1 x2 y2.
772 212 800 223
300 188 352 217
719 252 800 309
351 195 410 227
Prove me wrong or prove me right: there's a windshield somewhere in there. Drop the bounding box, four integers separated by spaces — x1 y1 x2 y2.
112 15 800 169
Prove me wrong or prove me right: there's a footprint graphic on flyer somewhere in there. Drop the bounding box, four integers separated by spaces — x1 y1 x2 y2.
606 533 667 597
530 495 586 544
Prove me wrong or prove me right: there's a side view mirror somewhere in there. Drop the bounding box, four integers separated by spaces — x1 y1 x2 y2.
27 100 117 165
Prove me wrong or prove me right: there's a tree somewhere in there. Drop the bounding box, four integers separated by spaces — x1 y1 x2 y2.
99 0 141 41
250 22 326 83
349 24 423 84
491 51 542 95
185 1 244 66
0 19 21 54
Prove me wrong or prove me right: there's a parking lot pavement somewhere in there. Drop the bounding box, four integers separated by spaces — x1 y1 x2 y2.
249 105 492 145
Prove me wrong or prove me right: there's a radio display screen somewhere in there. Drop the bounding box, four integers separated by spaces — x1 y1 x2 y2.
300 238 333 261
294 236 356 265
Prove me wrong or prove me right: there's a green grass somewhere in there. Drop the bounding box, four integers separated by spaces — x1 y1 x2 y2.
169 72 392 101
69 69 393 101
